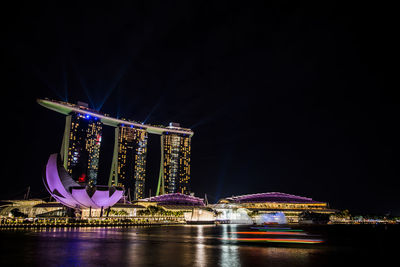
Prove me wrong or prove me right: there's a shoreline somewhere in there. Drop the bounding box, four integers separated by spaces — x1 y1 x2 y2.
1 221 398 230
0 221 185 229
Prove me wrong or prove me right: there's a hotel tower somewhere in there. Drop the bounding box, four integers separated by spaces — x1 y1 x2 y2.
108 125 148 200
156 123 191 195
38 99 194 199
60 103 102 186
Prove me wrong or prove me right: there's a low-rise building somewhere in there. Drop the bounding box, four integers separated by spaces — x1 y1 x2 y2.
216 192 337 223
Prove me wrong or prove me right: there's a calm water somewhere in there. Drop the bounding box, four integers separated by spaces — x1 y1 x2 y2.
0 224 398 267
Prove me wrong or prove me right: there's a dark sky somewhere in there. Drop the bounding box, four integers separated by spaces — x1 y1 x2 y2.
3 2 398 215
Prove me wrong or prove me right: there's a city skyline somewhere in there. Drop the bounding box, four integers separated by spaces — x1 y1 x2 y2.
3 2 398 216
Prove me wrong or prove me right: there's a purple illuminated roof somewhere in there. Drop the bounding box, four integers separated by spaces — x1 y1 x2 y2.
143 193 205 206
43 153 123 209
224 192 323 204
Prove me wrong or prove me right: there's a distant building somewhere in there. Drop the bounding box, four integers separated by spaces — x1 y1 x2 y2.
109 126 148 200
142 193 204 208
61 112 102 185
215 192 337 223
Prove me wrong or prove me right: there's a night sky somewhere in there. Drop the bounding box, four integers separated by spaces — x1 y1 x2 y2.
3 2 398 215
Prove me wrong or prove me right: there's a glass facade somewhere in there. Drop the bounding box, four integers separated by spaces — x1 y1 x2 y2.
134 130 148 200
161 133 191 194
110 126 148 200
64 113 102 185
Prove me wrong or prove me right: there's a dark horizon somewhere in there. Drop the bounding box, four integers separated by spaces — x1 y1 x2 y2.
3 2 398 215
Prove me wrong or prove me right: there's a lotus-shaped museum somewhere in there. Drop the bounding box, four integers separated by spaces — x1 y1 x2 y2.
43 153 123 209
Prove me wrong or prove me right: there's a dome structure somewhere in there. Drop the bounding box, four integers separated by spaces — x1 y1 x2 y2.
143 193 205 206
43 153 123 209
223 192 323 204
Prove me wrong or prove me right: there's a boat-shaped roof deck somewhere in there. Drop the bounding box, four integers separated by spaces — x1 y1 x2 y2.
37 98 194 136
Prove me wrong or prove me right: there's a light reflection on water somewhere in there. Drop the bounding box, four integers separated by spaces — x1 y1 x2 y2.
195 225 206 267
0 225 352 267
219 224 240 267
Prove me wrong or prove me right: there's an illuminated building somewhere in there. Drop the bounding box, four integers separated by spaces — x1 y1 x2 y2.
109 125 148 200
38 99 194 136
215 192 337 223
157 123 191 195
37 99 194 200
61 108 102 185
43 153 123 209
142 193 204 207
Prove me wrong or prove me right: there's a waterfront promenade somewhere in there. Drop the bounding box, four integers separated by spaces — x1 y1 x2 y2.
0 216 184 229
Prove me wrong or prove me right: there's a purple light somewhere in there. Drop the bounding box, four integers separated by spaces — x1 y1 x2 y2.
44 154 82 208
144 193 205 206
43 154 123 209
227 192 321 204
71 188 99 208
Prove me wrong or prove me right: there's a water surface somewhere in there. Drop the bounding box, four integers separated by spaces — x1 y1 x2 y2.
1 224 398 266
